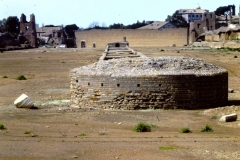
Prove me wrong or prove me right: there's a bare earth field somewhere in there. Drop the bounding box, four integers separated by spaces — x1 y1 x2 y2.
0 47 240 160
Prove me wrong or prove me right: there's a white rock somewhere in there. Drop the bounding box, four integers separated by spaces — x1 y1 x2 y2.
14 94 34 108
219 113 237 122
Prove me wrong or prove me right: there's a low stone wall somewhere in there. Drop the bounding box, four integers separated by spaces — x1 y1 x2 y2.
70 57 228 110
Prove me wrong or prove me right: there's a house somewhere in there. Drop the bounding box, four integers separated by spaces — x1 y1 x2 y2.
137 21 177 30
179 5 210 23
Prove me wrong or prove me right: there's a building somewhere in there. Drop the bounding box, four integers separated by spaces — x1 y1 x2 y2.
19 13 38 47
179 5 209 23
137 21 177 30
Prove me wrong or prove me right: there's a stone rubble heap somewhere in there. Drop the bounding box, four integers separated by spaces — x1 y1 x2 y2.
71 56 226 77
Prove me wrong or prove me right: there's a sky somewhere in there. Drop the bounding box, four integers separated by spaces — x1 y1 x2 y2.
0 0 239 28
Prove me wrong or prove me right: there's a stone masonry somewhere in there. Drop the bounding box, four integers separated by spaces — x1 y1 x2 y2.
70 57 228 110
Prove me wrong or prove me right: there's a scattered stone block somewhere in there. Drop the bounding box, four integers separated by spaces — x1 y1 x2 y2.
14 94 35 108
228 88 234 93
219 113 237 122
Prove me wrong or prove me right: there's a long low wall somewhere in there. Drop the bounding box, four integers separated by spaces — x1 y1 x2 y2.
75 29 188 48
70 73 228 110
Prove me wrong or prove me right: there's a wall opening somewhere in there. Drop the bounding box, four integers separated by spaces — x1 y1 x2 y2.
101 83 103 86
81 40 86 48
93 42 96 48
76 80 78 83
117 84 120 87
115 43 120 47
88 82 90 86
137 84 140 87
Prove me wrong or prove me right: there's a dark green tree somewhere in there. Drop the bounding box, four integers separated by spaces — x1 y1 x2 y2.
215 5 235 16
169 11 188 28
64 24 79 37
4 16 19 37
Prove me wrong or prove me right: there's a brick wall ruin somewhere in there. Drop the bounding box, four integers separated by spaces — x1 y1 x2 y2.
70 57 228 110
19 13 38 47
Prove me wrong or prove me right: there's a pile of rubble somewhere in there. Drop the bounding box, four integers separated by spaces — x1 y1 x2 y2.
72 56 227 77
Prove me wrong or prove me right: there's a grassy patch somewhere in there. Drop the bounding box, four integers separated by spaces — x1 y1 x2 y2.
0 124 6 130
133 122 152 132
211 115 218 119
16 75 27 80
201 124 213 132
2 75 8 78
24 130 32 134
180 127 192 133
159 146 177 150
79 133 87 136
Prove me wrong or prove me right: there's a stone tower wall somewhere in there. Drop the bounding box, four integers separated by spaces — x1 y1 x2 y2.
70 73 228 110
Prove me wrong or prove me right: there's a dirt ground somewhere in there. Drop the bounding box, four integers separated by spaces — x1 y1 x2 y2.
0 47 240 160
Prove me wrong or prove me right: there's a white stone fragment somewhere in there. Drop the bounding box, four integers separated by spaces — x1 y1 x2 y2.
14 94 34 108
219 113 237 122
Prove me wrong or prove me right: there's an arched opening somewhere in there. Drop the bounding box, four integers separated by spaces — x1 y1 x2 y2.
115 43 120 47
81 40 86 48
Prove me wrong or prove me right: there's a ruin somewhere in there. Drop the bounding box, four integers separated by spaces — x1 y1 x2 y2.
19 13 38 47
99 41 145 60
70 55 228 110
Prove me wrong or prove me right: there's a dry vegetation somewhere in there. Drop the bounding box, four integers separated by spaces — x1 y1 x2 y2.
0 47 240 160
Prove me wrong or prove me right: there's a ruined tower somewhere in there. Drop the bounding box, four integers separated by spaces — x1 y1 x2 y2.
19 13 38 47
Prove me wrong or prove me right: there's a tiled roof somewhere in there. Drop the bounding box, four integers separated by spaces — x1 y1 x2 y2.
179 8 209 14
137 21 174 30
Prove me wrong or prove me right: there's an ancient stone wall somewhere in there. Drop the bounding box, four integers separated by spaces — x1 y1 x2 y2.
70 68 228 110
75 28 188 48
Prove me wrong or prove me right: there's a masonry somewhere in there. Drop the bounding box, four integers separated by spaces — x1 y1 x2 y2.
75 28 188 48
70 57 228 110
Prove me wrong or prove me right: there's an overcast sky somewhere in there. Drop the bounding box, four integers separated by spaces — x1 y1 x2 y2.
0 0 239 28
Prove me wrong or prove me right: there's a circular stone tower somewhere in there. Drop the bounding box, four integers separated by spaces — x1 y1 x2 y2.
70 57 228 110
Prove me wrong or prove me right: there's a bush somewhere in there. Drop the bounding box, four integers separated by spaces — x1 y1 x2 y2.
0 124 6 130
79 133 87 136
159 146 176 150
160 49 165 52
201 124 213 132
16 75 27 80
180 127 192 133
2 75 8 78
24 130 32 134
133 122 152 132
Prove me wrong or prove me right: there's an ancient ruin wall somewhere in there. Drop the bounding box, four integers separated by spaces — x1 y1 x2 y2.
70 57 228 110
75 28 188 48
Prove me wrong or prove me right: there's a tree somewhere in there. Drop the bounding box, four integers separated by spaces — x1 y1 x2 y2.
168 10 188 28
165 15 172 22
4 16 19 37
215 5 235 16
0 18 7 32
88 21 100 28
64 24 79 37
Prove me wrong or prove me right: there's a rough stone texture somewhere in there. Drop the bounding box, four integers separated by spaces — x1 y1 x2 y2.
70 56 228 110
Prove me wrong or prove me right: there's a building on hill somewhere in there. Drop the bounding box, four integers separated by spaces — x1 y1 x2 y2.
180 5 215 44
179 5 210 23
137 21 177 30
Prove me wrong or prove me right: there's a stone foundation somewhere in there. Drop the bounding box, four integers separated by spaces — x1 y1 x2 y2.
70 57 228 110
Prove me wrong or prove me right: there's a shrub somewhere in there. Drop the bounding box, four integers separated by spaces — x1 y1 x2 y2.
201 124 213 132
2 75 8 78
0 124 6 130
79 133 87 136
16 75 26 80
160 49 165 52
159 146 176 150
211 115 217 119
180 127 192 133
24 130 32 134
133 122 152 132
